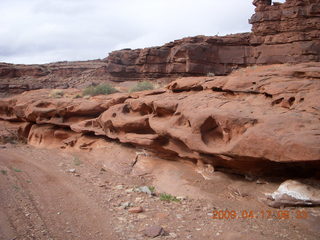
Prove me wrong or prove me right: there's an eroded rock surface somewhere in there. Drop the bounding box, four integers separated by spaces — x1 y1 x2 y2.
1 63 319 175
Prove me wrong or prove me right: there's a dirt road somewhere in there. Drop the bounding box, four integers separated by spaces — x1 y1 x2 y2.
0 144 319 240
0 146 118 240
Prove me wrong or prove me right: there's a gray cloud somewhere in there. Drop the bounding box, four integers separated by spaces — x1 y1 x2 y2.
0 0 255 64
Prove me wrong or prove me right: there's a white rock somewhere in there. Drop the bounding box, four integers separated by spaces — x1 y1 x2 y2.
114 185 124 190
169 232 177 238
266 180 320 207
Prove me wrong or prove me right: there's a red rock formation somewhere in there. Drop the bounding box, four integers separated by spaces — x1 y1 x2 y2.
104 0 320 81
1 0 319 93
0 61 109 95
250 0 320 63
1 63 319 175
104 33 253 81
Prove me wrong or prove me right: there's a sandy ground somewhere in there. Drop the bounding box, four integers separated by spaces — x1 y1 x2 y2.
0 144 320 240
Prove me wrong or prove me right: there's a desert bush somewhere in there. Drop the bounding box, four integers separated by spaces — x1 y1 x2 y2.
148 186 155 194
0 128 27 144
12 167 22 172
49 89 64 98
130 81 154 92
83 84 117 96
73 93 82 99
159 193 180 202
73 156 82 166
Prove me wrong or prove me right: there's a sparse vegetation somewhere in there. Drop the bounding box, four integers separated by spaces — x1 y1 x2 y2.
159 193 180 202
73 156 82 166
49 89 64 98
207 72 215 77
73 93 82 99
1 170 7 175
83 84 117 96
148 186 155 194
130 81 154 92
0 135 18 144
12 167 22 173
0 128 27 144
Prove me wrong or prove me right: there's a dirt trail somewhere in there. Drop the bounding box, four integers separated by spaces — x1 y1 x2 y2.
0 147 119 240
0 144 320 240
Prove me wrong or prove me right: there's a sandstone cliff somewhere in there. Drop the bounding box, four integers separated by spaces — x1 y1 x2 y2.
1 0 319 94
105 0 320 81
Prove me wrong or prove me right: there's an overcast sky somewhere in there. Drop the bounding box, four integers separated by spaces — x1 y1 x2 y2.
0 0 257 64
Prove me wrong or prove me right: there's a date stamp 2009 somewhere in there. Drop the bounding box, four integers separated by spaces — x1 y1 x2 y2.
212 209 308 220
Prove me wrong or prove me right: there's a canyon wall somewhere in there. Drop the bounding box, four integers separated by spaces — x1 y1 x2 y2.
105 0 320 81
0 0 319 94
250 0 320 62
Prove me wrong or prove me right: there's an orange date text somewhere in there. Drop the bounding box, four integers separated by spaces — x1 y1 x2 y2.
211 209 308 220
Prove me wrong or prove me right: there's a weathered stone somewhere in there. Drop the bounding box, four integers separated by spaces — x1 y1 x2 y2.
266 180 320 208
144 225 165 238
128 206 144 213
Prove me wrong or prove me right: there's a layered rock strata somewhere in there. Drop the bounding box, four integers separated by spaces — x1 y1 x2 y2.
0 60 108 95
105 0 320 81
1 63 319 176
1 0 319 94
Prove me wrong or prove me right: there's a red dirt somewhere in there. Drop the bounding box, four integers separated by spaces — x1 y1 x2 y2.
1 144 319 240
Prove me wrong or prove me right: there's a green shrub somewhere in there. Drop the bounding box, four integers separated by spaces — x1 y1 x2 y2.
12 167 22 173
73 156 82 166
207 72 215 77
159 193 180 202
148 186 155 194
83 84 117 96
130 81 154 92
0 128 27 144
73 93 82 99
49 89 64 98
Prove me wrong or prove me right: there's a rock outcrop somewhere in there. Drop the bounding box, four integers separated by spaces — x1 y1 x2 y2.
1 63 319 176
0 60 109 95
105 0 320 81
1 0 319 94
250 0 320 62
104 33 252 81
